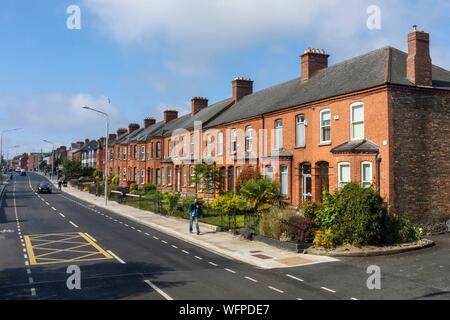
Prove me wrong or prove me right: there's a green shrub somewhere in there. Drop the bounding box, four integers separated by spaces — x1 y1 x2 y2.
142 183 157 194
161 192 181 215
238 177 285 212
381 214 422 244
258 207 296 241
93 169 103 180
313 228 335 249
111 175 120 186
211 193 250 215
129 183 138 194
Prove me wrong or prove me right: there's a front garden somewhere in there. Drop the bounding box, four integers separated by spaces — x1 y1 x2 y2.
72 163 424 255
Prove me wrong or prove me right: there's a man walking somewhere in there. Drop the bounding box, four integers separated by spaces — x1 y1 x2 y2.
189 198 201 235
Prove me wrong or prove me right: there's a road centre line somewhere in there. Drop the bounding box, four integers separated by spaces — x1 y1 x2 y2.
107 250 126 264
144 280 173 300
268 286 284 294
286 274 304 282
69 221 79 228
245 276 258 283
321 286 336 294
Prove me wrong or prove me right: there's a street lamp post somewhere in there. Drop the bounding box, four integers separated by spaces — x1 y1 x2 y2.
7 145 20 170
82 99 110 206
1 128 21 169
43 140 55 182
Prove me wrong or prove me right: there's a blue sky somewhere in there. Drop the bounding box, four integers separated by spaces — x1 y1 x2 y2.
0 0 449 156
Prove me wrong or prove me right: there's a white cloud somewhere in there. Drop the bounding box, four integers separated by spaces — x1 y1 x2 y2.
0 93 122 155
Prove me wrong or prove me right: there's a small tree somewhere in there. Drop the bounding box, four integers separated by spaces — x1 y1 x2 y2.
192 163 225 195
236 166 260 191
62 159 83 179
239 177 285 212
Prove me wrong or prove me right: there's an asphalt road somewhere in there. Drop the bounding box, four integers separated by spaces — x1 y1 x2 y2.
0 172 449 300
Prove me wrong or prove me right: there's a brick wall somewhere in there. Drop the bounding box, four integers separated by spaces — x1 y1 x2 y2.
390 86 450 230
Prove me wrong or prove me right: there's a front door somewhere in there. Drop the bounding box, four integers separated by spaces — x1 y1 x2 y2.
227 166 234 192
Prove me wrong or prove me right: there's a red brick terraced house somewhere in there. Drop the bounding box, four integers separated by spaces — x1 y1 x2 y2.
100 28 449 230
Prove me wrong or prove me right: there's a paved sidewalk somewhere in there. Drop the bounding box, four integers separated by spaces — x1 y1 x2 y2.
57 183 338 269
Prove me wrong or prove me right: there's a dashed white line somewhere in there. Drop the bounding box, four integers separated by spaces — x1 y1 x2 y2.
286 274 304 282
208 262 218 267
245 276 258 283
145 233 150 236
268 286 284 294
350 297 359 300
51 207 57 211
107 250 126 264
161 240 168 244
28 277 34 284
30 288 36 296
45 202 50 206
84 233 97 242
59 213 66 218
25 261 29 266
171 245 178 249
225 268 236 274
26 269 31 275
181 250 190 254
144 280 173 300
153 236 159 240
69 221 79 228
23 254 28 259
321 287 336 294
195 256 203 260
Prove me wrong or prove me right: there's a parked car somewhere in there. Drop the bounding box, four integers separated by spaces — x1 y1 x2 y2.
20 169 27 176
37 181 52 194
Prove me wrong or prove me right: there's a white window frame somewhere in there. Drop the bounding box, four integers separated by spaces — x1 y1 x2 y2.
361 161 373 188
190 134 195 157
161 167 165 186
217 132 223 156
206 134 212 158
274 119 283 150
295 114 306 147
140 169 145 185
350 102 365 140
280 165 289 197
245 126 253 152
141 146 145 161
338 162 351 190
230 129 237 154
167 166 172 186
156 169 161 186
182 135 187 157
190 166 195 187
265 166 274 181
320 109 331 144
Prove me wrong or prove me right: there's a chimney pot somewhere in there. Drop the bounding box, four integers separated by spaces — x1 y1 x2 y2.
108 134 117 141
407 28 432 86
144 117 156 128
191 97 209 115
164 110 178 123
232 78 253 102
117 128 128 137
301 49 329 81
128 123 140 134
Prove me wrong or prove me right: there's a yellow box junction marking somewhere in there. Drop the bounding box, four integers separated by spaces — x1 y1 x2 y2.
24 232 113 266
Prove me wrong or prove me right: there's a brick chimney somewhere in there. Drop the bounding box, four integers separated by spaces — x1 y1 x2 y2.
232 78 253 102
108 134 117 141
117 128 128 137
191 97 208 115
144 117 156 128
164 110 178 123
407 26 432 86
301 48 329 81
85 138 90 145
98 137 106 147
128 123 140 134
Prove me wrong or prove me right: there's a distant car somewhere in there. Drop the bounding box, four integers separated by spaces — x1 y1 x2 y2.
37 181 52 194
20 169 27 176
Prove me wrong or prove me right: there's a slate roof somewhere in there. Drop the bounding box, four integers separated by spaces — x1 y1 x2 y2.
78 140 99 153
331 139 380 154
205 47 450 128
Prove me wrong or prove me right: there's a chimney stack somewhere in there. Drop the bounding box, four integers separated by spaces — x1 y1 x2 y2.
108 134 117 141
128 123 140 134
164 110 178 123
232 78 253 102
98 137 106 147
85 138 90 145
191 97 208 115
407 26 432 86
144 117 156 128
301 48 329 81
117 128 128 137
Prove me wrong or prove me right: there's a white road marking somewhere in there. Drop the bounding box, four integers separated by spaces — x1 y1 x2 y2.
69 221 79 228
296 298 303 300
51 207 57 211
24 254 28 259
137 230 142 233
171 245 178 249
26 269 31 274
107 250 126 264
59 213 66 218
245 276 258 283
45 202 50 206
161 240 168 244
144 280 173 300
225 268 236 274
145 233 150 236
124 224 129 227
350 297 359 300
153 236 159 240
84 233 97 242
30 288 36 296
208 262 218 267
28 277 34 284
25 261 29 266
268 286 284 294
182 250 190 254
321 287 336 294
195 256 203 260
286 274 305 282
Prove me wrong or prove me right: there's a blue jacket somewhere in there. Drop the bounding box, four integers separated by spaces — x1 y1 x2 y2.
189 202 200 217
